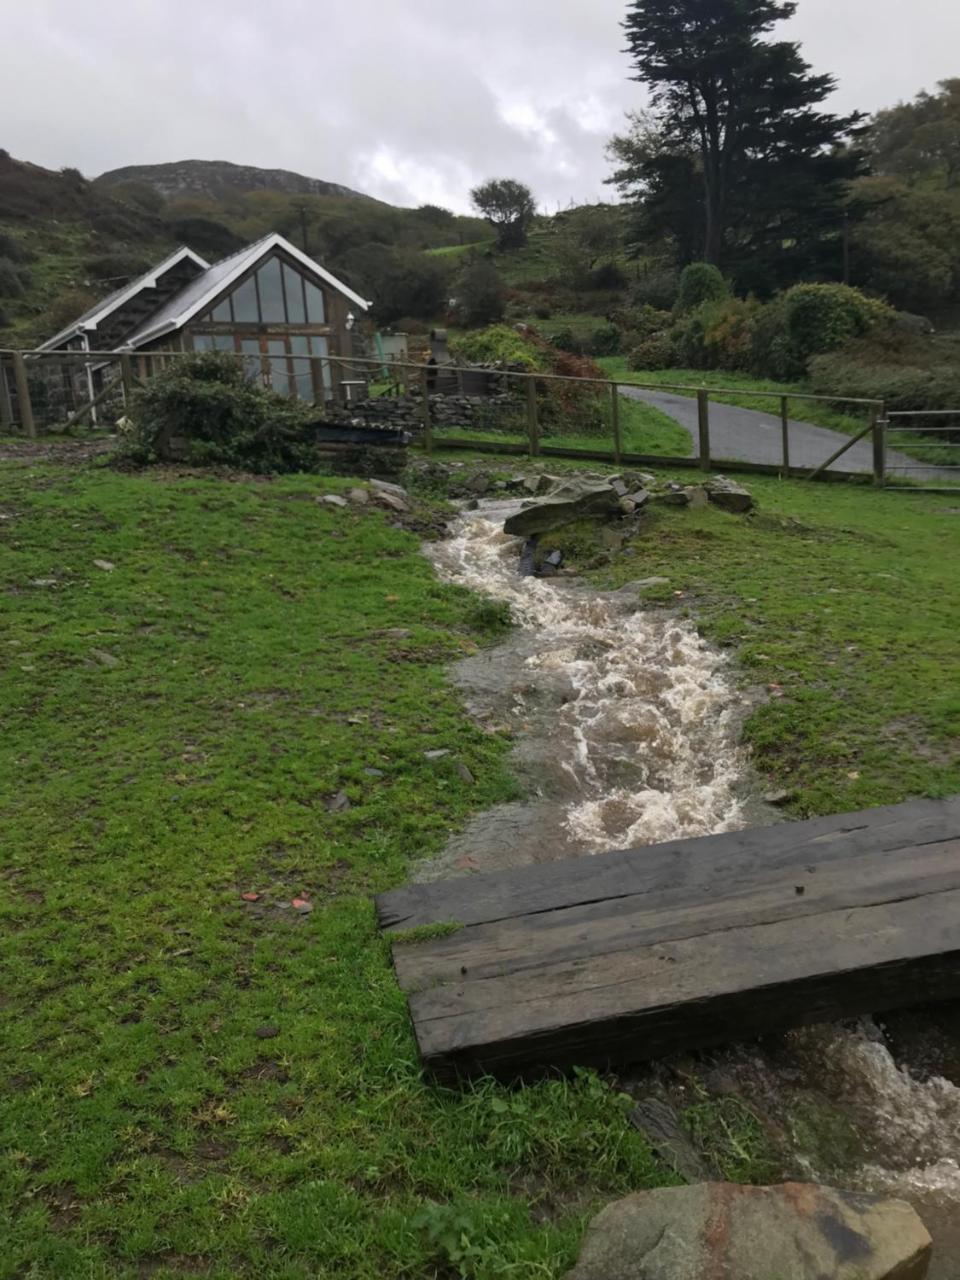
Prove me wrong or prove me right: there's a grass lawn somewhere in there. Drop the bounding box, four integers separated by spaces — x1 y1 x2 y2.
433 390 692 460
579 475 960 816
0 458 682 1280
596 359 959 469
3 450 958 1278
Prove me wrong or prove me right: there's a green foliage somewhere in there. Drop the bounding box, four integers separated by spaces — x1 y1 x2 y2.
127 351 319 472
810 331 960 415
671 296 761 371
450 324 544 371
168 215 244 258
627 332 675 370
470 178 537 250
550 326 581 354
83 251 152 283
588 322 621 356
631 266 680 311
779 283 894 371
620 0 865 272
455 260 506 327
676 262 729 313
0 231 30 262
0 255 30 298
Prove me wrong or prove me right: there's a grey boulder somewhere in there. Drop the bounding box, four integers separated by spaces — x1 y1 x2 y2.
563 1183 931 1280
503 480 621 537
706 476 755 512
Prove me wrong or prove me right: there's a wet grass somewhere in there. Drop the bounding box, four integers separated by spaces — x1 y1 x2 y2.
0 459 694 1280
590 477 960 816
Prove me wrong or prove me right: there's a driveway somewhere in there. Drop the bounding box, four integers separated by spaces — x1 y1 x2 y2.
622 386 955 484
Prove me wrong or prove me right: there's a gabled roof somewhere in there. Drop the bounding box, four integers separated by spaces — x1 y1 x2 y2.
37 246 210 351
121 233 371 350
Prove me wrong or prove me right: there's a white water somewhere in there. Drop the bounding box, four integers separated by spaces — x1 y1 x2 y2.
429 506 960 1246
428 511 746 850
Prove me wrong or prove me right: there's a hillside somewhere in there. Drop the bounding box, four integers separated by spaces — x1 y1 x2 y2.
0 151 491 345
96 158 375 205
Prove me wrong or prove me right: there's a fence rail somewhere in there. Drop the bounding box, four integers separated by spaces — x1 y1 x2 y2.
2 346 958 492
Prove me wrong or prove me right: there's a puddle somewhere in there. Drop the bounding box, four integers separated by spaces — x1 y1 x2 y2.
425 501 960 1271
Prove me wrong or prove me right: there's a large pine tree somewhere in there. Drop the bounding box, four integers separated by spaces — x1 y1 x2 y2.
620 0 864 277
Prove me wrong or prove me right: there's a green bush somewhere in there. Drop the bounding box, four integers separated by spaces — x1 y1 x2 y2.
0 256 29 298
455 261 506 327
588 322 621 356
0 233 30 263
628 333 675 370
126 352 319 473
631 267 679 311
84 252 152 283
450 324 543 370
676 262 729 313
670 296 761 371
809 332 960 412
588 261 627 290
781 284 893 367
549 327 582 354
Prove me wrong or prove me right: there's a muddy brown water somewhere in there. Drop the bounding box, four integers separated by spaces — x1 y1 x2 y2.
425 502 960 1276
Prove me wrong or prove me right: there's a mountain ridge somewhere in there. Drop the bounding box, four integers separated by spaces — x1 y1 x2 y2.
96 159 380 205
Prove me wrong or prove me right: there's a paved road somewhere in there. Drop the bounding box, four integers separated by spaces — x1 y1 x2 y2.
622 386 956 483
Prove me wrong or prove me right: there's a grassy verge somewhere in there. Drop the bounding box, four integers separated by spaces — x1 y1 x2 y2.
596 359 959 469
1 459 691 1280
576 475 960 815
432 394 692 459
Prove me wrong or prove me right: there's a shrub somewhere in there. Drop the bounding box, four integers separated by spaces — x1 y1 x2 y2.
588 323 621 356
751 284 895 380
676 262 729 313
450 324 543 370
628 333 675 370
533 303 553 319
0 233 30 263
0 257 29 298
455 261 506 327
809 332 960 413
588 261 627 290
549 328 582 354
126 352 319 472
84 252 152 283
168 217 244 258
631 268 679 311
672 296 762 371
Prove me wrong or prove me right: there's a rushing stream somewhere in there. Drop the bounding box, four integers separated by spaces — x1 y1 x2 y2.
426 502 960 1271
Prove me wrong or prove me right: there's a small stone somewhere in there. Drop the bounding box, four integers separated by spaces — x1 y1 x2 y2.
325 791 351 813
241 891 261 902
254 1025 280 1039
347 488 369 505
318 494 348 508
424 749 451 761
31 578 58 588
93 559 115 572
456 762 475 785
683 485 709 509
291 898 313 914
764 789 796 806
90 648 119 668
369 479 408 500
376 491 408 514
363 767 385 778
706 476 755 513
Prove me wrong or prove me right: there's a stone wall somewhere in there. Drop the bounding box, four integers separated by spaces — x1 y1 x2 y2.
322 391 522 434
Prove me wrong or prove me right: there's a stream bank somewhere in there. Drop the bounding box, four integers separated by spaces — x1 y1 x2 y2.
420 487 960 1276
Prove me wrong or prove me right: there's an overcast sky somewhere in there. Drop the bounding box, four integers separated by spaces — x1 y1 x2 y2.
3 1 959 213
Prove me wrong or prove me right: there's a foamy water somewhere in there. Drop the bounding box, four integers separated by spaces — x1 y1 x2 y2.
429 504 960 1234
428 511 747 849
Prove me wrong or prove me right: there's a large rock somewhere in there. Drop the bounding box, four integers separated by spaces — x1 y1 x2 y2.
563 1183 932 1280
503 480 621 537
706 476 755 513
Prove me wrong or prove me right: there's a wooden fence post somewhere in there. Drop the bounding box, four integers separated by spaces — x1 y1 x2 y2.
780 395 790 472
0 357 11 430
420 367 433 453
872 401 886 487
12 351 35 438
697 389 710 471
120 354 135 409
610 381 622 465
526 376 539 457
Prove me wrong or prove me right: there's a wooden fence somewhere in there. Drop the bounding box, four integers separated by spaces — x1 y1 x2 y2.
2 346 958 492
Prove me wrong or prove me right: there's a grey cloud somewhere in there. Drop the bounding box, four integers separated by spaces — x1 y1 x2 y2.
2 0 958 213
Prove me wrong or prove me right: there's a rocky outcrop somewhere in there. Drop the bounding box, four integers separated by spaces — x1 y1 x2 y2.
563 1182 932 1280
503 479 624 537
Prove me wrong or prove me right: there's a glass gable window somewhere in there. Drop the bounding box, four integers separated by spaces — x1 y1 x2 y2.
257 257 286 323
231 275 259 323
200 257 330 327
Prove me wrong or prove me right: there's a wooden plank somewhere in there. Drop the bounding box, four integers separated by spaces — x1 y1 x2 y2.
393 838 960 991
377 796 960 932
411 888 960 1082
